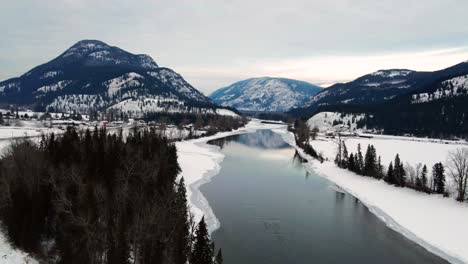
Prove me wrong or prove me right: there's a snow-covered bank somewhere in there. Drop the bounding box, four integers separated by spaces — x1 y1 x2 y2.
0 231 38 264
176 120 286 234
273 128 468 264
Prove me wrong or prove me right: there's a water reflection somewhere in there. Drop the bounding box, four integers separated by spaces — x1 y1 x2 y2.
209 130 289 150
202 130 449 264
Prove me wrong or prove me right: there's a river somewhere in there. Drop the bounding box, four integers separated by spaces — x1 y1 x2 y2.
200 129 448 264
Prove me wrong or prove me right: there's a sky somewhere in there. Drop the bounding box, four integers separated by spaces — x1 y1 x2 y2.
1 0 468 94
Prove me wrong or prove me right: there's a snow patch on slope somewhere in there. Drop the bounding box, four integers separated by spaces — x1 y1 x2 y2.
307 112 365 132
412 75 468 103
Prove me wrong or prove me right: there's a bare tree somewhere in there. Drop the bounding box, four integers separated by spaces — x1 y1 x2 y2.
447 148 468 202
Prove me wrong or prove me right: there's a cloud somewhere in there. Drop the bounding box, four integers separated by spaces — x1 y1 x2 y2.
1 0 468 94
178 47 468 93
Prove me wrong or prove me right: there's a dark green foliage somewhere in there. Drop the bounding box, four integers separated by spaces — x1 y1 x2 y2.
393 154 406 187
215 249 224 264
191 217 213 264
386 162 395 184
348 153 356 172
290 120 324 162
0 127 199 264
363 145 378 177
356 144 364 174
433 162 446 194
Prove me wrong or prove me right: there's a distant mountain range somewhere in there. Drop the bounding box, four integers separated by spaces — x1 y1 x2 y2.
291 60 468 138
210 77 323 112
0 40 235 116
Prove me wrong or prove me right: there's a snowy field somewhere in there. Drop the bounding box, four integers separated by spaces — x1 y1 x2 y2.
311 134 466 195
176 120 286 234
272 128 468 264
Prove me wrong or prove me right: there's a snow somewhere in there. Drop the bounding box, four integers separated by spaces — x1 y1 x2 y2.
146 69 209 103
212 77 321 112
40 71 62 79
412 75 468 104
176 119 286 234
312 134 464 169
0 232 38 264
271 128 468 264
214 108 238 117
371 70 412 78
307 111 364 132
37 80 72 93
104 72 143 96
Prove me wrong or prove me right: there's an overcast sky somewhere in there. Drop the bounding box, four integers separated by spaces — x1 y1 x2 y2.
1 0 468 94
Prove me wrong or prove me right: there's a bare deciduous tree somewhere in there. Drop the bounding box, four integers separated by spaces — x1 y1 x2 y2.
447 148 468 202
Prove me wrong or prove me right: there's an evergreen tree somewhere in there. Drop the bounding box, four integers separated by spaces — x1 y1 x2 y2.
421 165 428 192
364 145 377 177
191 217 213 264
215 249 223 264
393 154 406 187
340 141 349 169
377 156 383 179
386 162 395 184
173 178 190 264
356 144 364 174
433 162 446 194
348 153 356 172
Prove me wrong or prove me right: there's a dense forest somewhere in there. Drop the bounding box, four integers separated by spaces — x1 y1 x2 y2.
296 94 468 139
0 127 222 263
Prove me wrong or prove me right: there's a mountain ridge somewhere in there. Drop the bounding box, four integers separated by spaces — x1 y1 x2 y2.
0 40 237 116
210 77 323 112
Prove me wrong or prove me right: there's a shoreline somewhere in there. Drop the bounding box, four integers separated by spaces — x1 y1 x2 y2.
272 127 467 264
176 120 286 234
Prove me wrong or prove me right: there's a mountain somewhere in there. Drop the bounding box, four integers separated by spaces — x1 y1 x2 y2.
297 61 468 138
290 61 468 117
210 77 323 112
0 40 235 116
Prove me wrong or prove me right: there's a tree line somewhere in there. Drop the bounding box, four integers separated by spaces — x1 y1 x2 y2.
0 127 223 263
289 120 324 162
334 141 452 197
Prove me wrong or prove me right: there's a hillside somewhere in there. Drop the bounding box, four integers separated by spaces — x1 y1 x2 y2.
0 40 236 117
292 61 468 138
210 77 322 112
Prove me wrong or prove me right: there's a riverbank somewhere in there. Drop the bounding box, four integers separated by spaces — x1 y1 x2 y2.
272 127 468 264
176 120 286 234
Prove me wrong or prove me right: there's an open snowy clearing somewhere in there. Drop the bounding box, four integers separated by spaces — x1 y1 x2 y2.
176 120 286 234
272 128 468 264
311 134 466 194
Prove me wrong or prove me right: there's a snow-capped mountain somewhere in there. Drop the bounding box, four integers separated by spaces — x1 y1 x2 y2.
210 77 323 112
411 74 468 104
307 69 420 107
294 61 468 138
290 61 468 116
0 40 235 116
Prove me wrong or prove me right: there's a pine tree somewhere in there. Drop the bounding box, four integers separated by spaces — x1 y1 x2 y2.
364 145 377 177
377 156 383 179
348 153 356 172
173 178 190 264
386 162 395 184
215 249 223 264
393 154 406 187
341 141 349 169
356 144 364 174
191 217 213 264
421 165 428 192
433 162 446 194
